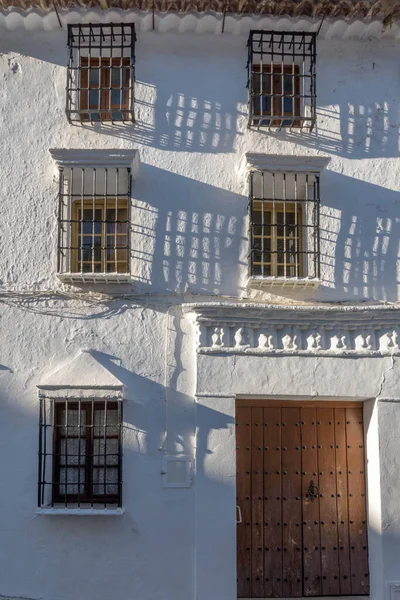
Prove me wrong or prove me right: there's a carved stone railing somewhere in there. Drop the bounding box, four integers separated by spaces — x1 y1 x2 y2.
186 303 400 357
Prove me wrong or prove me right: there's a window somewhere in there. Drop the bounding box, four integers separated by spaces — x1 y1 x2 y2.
247 31 316 131
249 170 320 280
66 23 135 123
52 151 135 283
38 398 123 509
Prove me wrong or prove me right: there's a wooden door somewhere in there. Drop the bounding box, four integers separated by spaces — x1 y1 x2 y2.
236 400 369 598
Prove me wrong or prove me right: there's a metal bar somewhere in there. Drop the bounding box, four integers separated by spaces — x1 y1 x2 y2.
64 399 68 508
57 168 64 273
80 168 84 273
115 168 119 273
38 399 43 507
294 173 298 278
316 176 321 279
78 399 81 508
118 400 123 508
104 169 108 274
127 168 132 274
92 168 96 274
261 172 264 277
103 399 108 507
283 173 287 278
249 172 254 276
272 172 276 275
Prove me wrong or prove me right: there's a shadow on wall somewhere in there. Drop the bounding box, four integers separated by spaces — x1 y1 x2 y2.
130 164 247 296
252 50 400 159
96 76 244 154
320 172 400 302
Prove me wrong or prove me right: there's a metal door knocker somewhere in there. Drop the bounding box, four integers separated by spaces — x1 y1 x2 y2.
308 480 319 502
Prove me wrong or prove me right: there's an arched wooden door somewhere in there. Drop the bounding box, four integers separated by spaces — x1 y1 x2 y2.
236 400 369 598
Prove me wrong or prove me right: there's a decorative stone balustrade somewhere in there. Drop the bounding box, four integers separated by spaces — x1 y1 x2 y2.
187 303 400 357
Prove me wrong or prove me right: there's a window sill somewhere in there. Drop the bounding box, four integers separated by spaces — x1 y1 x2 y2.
57 273 131 284
36 507 124 516
247 276 321 290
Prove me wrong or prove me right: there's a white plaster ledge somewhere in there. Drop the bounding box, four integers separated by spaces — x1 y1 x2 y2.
49 148 140 171
245 153 331 173
57 272 131 285
247 276 322 289
36 507 124 516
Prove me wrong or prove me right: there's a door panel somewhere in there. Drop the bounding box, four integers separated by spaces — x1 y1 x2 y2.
237 406 252 597
316 408 340 595
301 408 322 596
236 401 369 598
263 407 282 598
282 407 302 597
346 407 369 594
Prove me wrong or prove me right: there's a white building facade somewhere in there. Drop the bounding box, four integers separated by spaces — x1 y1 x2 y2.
0 1 399 599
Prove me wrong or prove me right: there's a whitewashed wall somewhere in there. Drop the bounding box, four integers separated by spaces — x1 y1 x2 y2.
0 21 399 600
0 29 399 301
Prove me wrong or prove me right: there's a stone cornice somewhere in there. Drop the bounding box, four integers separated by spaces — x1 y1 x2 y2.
187 303 400 356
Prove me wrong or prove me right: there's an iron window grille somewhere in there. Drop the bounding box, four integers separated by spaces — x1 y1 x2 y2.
57 165 132 282
247 31 316 131
66 23 136 124
38 398 123 509
249 170 320 279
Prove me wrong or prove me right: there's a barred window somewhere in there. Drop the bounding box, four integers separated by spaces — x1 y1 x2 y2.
247 31 316 131
57 164 132 283
66 23 135 123
38 399 123 509
249 170 320 280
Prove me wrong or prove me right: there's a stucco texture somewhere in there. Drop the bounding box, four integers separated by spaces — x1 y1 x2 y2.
0 24 399 600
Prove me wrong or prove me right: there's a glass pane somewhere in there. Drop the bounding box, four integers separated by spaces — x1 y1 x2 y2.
93 439 119 466
111 68 120 86
60 438 86 466
111 90 121 107
59 408 86 436
89 90 100 109
59 467 85 495
92 468 118 496
89 69 99 86
93 407 119 436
